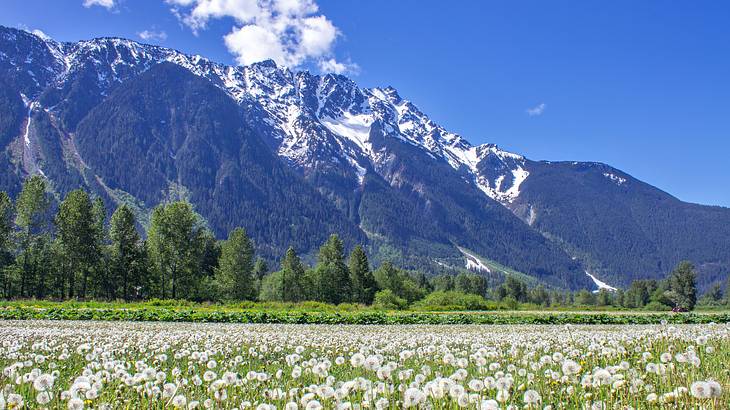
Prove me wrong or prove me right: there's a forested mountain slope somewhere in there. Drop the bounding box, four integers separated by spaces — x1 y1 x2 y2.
0 26 727 290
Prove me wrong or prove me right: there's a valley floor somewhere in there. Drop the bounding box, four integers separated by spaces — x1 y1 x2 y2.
0 321 727 408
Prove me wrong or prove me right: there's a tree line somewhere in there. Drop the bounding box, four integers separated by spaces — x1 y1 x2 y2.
0 177 719 310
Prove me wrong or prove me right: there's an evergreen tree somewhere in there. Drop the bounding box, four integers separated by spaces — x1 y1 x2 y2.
109 205 145 300
431 274 454 292
147 201 206 299
313 234 351 304
502 276 527 302
348 245 377 304
15 176 51 298
259 248 306 302
414 271 431 293
624 280 656 308
667 260 697 310
195 232 222 301
0 192 12 298
373 262 425 303
280 247 305 301
699 283 723 306
373 261 401 295
454 273 487 296
215 227 256 301
253 258 269 280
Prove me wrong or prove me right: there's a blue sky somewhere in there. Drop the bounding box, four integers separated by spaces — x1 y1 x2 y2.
3 0 729 207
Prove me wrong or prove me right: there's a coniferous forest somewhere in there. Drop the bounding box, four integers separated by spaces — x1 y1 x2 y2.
0 176 720 311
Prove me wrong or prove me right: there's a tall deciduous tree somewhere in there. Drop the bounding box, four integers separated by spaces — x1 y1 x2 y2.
91 197 110 297
667 260 697 310
147 201 206 299
55 190 100 299
15 176 51 298
348 245 377 304
215 227 256 301
109 205 145 300
314 234 351 304
0 192 12 298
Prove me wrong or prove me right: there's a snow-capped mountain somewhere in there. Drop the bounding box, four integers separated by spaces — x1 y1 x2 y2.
1 26 729 291
1 27 528 205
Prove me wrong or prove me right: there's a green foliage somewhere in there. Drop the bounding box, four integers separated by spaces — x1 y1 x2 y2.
667 261 698 310
624 280 656 308
215 228 256 301
698 283 724 307
373 262 426 303
0 192 12 250
501 296 520 310
373 289 407 310
512 162 730 288
0 192 12 298
0 302 727 325
253 259 268 280
260 247 307 302
15 176 51 235
147 201 207 300
109 205 147 300
529 285 551 306
13 176 52 298
497 276 528 302
312 235 351 304
348 245 377 304
453 273 487 296
72 63 364 261
55 189 102 299
0 179 721 315
430 274 454 292
411 291 490 311
574 289 596 306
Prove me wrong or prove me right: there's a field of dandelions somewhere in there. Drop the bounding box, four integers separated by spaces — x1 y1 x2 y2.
0 321 727 409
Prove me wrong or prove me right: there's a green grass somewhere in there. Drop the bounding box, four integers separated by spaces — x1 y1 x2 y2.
1 300 729 324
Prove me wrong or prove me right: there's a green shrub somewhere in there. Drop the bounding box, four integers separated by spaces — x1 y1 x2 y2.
500 296 520 310
412 291 491 311
373 290 407 310
0 306 729 324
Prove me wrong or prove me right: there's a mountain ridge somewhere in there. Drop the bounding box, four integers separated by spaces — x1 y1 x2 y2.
1 25 728 291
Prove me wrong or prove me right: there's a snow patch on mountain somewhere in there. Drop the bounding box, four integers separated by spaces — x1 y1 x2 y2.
459 248 491 272
585 271 617 293
321 113 375 157
9 27 532 204
603 172 627 186
22 101 39 148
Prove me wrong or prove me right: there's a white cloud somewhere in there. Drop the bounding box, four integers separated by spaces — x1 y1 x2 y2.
318 58 359 75
138 30 168 42
526 103 546 117
224 25 288 65
83 0 116 9
166 0 356 73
